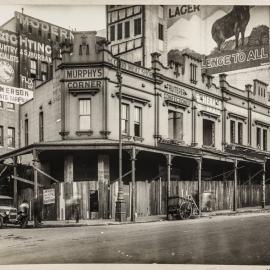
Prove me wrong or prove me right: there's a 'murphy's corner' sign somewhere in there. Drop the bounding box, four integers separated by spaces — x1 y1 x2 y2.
0 84 33 104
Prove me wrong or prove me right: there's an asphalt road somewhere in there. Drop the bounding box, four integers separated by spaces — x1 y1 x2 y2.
0 213 270 265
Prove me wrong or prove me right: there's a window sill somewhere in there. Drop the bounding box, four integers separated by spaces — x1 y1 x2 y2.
133 136 144 142
122 134 132 140
202 145 216 150
76 130 93 136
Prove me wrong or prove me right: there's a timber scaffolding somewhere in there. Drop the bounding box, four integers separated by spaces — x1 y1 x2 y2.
0 139 269 221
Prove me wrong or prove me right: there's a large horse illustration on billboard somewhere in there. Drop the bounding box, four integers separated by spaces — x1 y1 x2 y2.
211 6 250 50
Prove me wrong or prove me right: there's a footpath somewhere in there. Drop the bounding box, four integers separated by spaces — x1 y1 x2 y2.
30 205 270 228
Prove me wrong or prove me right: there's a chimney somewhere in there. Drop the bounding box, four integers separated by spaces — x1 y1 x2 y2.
219 73 227 89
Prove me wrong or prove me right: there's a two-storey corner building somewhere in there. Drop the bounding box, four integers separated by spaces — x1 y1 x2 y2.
0 29 269 221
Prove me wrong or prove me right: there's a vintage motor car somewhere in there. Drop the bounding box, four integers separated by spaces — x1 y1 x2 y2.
0 195 28 228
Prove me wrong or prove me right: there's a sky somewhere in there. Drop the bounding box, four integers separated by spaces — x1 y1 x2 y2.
0 5 106 31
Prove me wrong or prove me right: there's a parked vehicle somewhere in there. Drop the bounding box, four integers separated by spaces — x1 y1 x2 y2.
0 195 29 229
167 195 199 220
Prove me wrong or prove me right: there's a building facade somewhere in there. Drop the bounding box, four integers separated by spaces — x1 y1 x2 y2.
0 12 72 155
0 28 269 221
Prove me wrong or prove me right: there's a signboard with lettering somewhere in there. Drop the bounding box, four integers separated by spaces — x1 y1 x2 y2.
196 93 221 115
106 53 153 78
163 82 191 99
167 6 270 74
0 29 19 87
65 68 103 80
13 12 73 90
0 84 33 104
43 189 55 205
164 93 191 107
65 68 103 91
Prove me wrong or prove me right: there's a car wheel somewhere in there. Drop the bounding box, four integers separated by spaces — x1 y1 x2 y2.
0 216 3 229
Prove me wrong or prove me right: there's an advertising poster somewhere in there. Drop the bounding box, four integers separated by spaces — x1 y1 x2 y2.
43 188 55 205
0 28 19 87
167 5 270 74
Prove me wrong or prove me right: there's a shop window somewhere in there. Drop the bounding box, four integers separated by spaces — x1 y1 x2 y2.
25 119 29 146
125 21 130 38
190 63 197 84
158 23 164 41
6 102 15 110
203 119 215 147
230 120 235 144
238 122 243 145
110 25 115 41
39 112 44 142
168 110 183 141
41 62 48 81
79 99 91 131
0 126 3 146
263 129 267 151
117 23 122 40
134 106 142 137
256 127 261 148
30 59 37 77
134 18 142 36
7 127 15 148
121 103 129 135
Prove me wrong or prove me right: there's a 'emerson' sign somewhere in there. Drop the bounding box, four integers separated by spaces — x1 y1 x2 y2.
0 84 33 104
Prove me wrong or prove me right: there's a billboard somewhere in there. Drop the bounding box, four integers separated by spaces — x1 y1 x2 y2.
167 5 270 74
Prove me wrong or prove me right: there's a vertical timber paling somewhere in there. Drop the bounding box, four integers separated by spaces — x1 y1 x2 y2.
33 149 38 199
262 161 266 209
13 156 18 208
233 159 238 211
166 154 172 218
197 157 202 215
131 147 136 222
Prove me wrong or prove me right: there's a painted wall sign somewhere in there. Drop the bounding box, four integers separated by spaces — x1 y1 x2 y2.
0 84 33 104
167 6 270 74
15 12 74 43
65 68 103 80
66 80 103 89
0 29 19 87
196 93 220 108
163 83 188 97
43 189 55 205
164 92 191 107
106 53 153 78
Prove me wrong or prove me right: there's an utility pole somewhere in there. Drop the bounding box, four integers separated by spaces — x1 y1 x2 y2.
115 58 126 222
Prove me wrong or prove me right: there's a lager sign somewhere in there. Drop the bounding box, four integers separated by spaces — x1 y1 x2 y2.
43 189 55 205
167 6 270 74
